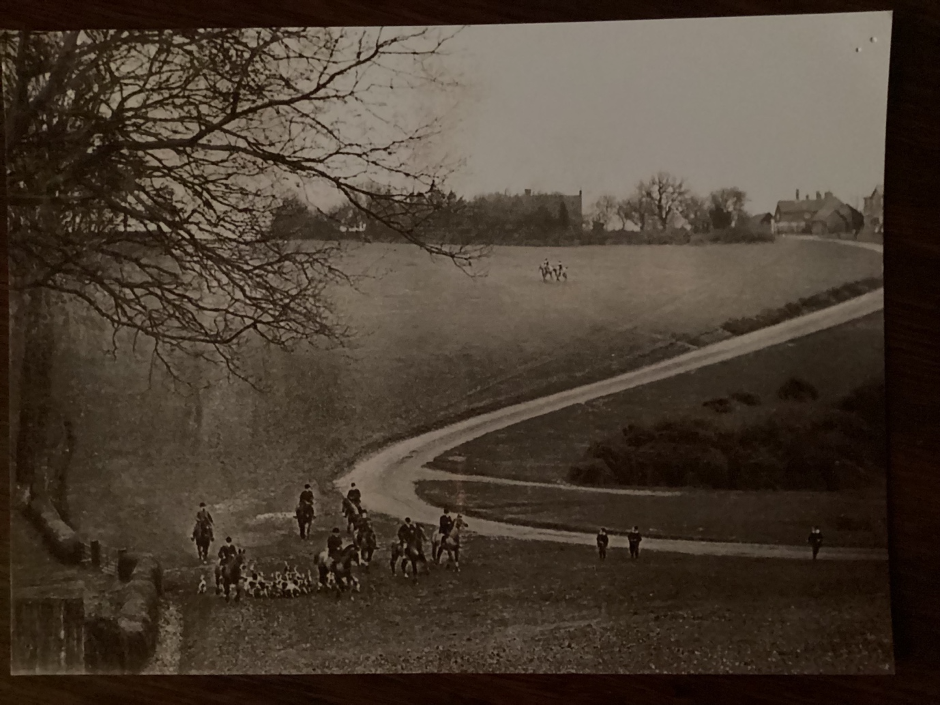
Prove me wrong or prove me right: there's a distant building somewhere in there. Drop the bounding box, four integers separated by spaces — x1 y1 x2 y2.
862 185 884 234
773 189 863 236
746 212 774 234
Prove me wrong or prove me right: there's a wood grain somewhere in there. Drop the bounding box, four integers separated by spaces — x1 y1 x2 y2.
1 1 937 702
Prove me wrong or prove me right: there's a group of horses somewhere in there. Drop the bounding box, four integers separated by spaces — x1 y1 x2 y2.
198 496 465 602
539 261 568 282
340 496 463 578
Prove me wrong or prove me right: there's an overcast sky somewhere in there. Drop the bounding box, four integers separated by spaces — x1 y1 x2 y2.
443 12 892 213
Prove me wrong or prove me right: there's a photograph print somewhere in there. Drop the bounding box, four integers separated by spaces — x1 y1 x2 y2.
6 12 893 674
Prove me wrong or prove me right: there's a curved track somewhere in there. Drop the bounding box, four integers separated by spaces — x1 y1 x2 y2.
337 239 886 561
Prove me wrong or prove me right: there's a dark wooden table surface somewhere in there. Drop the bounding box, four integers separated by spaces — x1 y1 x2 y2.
1 0 937 702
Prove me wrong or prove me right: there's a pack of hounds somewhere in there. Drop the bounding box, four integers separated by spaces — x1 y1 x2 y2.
193 484 465 601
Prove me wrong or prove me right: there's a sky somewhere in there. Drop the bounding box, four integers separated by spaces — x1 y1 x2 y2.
440 12 892 214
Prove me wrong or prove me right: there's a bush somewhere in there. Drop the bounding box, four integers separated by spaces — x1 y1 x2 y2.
778 377 819 402
567 458 616 485
730 391 761 406
703 397 733 414
570 381 885 491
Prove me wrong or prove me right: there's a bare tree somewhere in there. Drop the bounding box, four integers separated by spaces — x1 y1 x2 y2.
591 194 619 230
708 187 748 230
637 172 689 230
681 194 712 234
3 28 472 487
616 195 652 231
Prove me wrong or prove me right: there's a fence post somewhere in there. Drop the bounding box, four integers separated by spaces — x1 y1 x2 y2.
90 540 100 568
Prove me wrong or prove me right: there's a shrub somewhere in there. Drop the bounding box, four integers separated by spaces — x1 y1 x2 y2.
777 377 819 402
567 458 616 485
703 397 733 414
730 391 761 406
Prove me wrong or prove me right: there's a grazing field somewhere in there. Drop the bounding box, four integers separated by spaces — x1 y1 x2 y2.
430 313 886 486
168 525 892 674
414 481 888 548
51 239 882 561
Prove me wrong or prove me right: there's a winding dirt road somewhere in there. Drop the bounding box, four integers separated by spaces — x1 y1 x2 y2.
337 239 886 562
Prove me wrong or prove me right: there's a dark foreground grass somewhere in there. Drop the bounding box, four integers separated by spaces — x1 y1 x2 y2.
414 481 887 548
172 528 892 674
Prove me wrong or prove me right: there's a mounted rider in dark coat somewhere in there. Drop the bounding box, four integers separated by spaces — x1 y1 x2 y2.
193 502 214 542
217 536 239 566
327 527 344 571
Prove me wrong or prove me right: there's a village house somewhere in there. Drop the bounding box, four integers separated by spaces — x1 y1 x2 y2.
772 189 864 237
747 212 774 234
862 185 884 235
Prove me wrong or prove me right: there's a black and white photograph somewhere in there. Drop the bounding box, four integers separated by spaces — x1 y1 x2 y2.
7 12 894 674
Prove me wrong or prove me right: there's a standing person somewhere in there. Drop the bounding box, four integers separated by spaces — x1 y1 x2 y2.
596 528 609 561
808 526 824 560
627 526 642 559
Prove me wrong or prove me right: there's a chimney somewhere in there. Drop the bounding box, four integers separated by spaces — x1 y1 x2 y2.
824 190 832 199
524 188 531 197
816 191 822 200
795 189 800 200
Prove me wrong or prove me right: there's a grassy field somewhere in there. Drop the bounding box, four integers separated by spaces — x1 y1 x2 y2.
167 521 893 674
414 481 887 548
430 313 886 485
46 239 882 562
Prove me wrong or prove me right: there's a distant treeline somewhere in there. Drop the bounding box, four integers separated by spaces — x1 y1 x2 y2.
266 184 774 247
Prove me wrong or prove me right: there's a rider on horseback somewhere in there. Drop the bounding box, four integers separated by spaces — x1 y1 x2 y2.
436 508 454 561
299 484 315 508
217 536 238 566
193 502 214 542
397 517 416 554
346 483 362 508
327 527 344 571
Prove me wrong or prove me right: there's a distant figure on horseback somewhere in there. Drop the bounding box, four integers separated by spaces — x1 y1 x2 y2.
341 483 363 533
390 517 428 578
436 513 467 571
296 484 316 539
354 513 378 570
539 258 552 282
554 260 567 282
191 502 214 562
214 537 244 601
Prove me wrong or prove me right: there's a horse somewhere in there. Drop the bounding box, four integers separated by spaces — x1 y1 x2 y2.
434 524 463 571
553 264 567 282
214 549 245 602
539 262 552 282
315 543 361 598
390 528 429 580
192 520 213 563
341 497 363 533
355 524 378 571
296 501 315 539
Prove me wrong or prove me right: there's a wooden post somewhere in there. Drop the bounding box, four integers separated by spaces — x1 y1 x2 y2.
90 540 101 568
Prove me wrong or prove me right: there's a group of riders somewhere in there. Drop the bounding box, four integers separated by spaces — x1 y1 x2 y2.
539 258 568 282
191 482 469 598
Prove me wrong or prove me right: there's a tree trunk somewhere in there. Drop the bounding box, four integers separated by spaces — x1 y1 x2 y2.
15 289 56 490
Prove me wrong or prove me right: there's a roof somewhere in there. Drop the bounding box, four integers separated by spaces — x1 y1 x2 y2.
775 194 844 223
775 198 828 215
809 195 849 222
